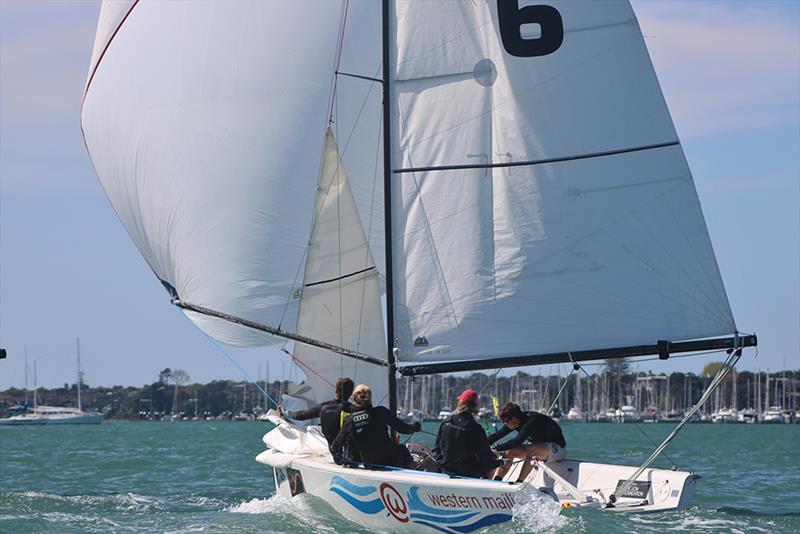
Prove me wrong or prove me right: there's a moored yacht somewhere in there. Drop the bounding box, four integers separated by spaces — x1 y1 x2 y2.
762 406 785 423
737 408 757 424
712 407 738 423
565 406 585 421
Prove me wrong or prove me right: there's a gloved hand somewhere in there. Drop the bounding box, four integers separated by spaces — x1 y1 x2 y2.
414 422 422 432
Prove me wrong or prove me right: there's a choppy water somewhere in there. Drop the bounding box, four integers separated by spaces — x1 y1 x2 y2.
2 421 798 533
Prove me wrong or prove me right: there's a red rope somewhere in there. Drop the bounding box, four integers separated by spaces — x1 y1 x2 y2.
281 348 336 388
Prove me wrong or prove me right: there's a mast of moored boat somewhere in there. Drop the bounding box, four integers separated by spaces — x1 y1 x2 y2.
76 337 82 412
33 360 38 410
381 0 398 417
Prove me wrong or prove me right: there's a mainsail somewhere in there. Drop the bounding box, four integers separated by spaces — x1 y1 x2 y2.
388 0 736 366
292 129 388 406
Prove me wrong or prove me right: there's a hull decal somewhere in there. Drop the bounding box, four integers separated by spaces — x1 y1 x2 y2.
329 477 384 515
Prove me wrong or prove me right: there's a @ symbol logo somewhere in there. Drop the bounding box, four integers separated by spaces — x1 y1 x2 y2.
379 483 409 523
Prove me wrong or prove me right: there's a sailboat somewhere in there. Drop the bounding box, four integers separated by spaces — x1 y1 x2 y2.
1 340 102 425
82 0 756 528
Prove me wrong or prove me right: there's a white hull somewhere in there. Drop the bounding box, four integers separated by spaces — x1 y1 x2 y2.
43 413 103 424
257 416 699 532
0 407 102 425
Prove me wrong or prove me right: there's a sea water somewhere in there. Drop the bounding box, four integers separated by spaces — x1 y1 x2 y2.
2 421 798 533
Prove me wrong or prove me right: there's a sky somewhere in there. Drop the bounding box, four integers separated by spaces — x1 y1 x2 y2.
0 1 798 390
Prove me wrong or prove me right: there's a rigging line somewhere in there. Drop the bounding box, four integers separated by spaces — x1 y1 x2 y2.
547 366 575 416
198 330 279 408
393 141 679 174
538 365 553 412
280 348 336 388
476 368 503 395
327 0 350 125
279 0 359 330
574 361 677 467
611 345 744 504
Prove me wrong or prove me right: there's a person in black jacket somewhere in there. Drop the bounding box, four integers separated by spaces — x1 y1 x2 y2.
434 389 503 478
279 377 354 447
488 402 567 482
331 384 420 468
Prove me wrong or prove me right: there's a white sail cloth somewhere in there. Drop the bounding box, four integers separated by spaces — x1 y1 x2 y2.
81 1 383 347
291 129 388 406
389 0 735 363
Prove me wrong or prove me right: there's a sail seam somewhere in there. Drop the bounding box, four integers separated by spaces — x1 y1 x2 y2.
304 266 376 288
393 141 680 174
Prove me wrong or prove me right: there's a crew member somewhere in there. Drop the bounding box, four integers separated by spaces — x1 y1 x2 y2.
488 402 567 483
331 384 420 468
434 389 503 478
280 377 354 446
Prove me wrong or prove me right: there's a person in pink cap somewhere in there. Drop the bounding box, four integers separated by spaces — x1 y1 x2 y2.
433 389 503 478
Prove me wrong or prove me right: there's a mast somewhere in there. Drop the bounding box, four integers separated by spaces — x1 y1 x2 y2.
33 360 38 409
76 337 82 411
382 0 398 416
24 347 28 406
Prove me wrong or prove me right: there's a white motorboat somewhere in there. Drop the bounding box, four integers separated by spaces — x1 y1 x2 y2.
82 0 756 530
614 406 641 423
762 406 785 424
712 407 738 423
565 406 585 422
737 408 757 424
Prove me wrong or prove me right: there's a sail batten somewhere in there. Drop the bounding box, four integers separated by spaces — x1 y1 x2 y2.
393 141 680 174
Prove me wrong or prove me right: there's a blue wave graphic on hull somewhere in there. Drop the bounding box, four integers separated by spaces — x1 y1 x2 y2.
329 488 385 515
330 476 377 497
407 486 512 533
410 511 480 524
413 513 512 533
329 477 384 515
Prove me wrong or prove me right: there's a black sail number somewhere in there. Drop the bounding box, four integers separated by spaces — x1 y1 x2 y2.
497 0 563 57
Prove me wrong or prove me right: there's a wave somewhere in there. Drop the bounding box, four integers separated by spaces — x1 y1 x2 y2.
716 506 800 518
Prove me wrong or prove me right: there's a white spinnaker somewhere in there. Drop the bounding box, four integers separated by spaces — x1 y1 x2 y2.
292 130 388 407
85 0 136 91
82 1 382 346
389 0 735 363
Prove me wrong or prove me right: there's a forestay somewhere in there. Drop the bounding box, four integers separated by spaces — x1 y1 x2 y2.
389 0 735 364
292 129 388 406
81 1 383 347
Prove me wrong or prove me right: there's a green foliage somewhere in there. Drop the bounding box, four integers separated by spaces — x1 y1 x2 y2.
702 361 725 377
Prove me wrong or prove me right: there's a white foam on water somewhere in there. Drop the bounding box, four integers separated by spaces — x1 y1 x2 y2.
227 495 286 514
629 511 775 534
509 484 573 532
227 494 340 532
